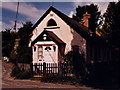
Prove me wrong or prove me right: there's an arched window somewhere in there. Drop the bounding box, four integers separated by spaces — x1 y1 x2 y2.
47 19 57 26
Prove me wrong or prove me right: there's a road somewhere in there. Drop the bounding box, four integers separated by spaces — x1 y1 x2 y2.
1 61 92 89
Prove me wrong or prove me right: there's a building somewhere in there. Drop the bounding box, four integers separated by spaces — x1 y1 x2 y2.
29 6 111 66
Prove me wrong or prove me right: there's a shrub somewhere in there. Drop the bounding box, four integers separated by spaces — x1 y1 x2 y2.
41 74 81 85
16 71 32 79
11 66 21 77
11 66 32 79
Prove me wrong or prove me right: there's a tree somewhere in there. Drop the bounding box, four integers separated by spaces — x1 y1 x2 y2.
16 21 33 63
73 4 102 33
99 2 120 87
2 29 17 58
101 2 120 47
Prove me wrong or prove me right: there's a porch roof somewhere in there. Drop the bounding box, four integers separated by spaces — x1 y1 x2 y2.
31 30 66 46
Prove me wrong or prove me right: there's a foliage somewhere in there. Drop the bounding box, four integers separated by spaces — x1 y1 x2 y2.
2 21 33 64
11 66 32 79
2 29 18 58
73 4 102 33
62 51 73 65
85 61 119 88
16 71 32 79
62 48 86 79
11 66 21 77
16 21 33 63
73 50 85 78
41 74 81 85
100 2 120 47
93 2 120 88
10 50 17 62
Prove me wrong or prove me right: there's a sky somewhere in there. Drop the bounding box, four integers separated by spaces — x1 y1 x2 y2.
0 1 118 32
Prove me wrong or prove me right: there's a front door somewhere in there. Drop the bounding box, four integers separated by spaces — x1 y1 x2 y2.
43 46 55 63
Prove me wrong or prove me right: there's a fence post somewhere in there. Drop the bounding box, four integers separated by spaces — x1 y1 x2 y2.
43 62 46 76
30 63 33 76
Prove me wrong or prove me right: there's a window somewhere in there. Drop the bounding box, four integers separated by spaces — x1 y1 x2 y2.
47 19 57 26
38 46 43 61
45 47 51 50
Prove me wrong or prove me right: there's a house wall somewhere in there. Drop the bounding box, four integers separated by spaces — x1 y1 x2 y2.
31 11 87 60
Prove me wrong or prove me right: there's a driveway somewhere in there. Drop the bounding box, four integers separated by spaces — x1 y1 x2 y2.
1 61 93 89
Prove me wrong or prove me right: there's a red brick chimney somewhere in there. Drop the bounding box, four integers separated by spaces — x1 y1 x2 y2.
83 11 91 27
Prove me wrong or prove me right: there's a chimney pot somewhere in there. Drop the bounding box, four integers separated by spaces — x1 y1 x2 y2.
83 11 91 27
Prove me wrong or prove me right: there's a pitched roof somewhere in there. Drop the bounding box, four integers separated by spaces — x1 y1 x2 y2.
31 30 66 46
32 6 91 40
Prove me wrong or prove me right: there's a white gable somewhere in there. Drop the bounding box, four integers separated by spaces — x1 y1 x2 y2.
32 10 75 41
31 10 86 55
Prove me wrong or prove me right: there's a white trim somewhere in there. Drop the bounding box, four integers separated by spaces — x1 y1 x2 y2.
35 41 56 45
